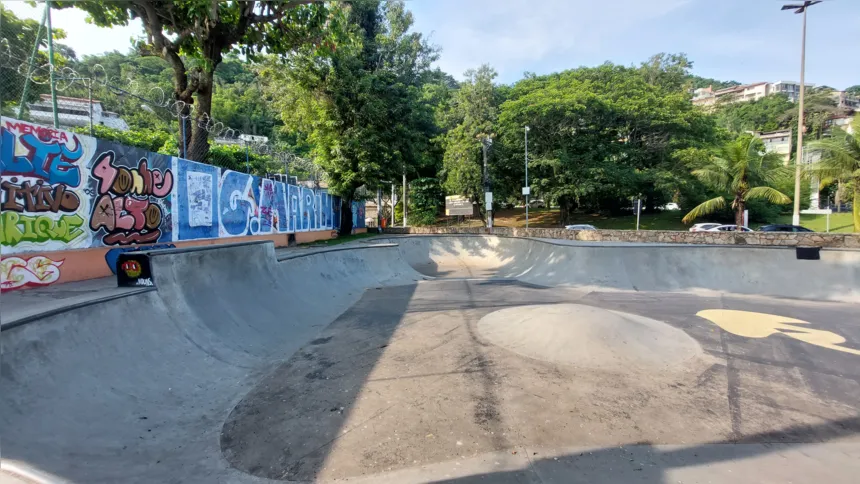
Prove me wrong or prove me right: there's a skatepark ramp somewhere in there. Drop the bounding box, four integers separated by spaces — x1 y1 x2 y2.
381 235 860 303
1 241 426 483
3 236 859 483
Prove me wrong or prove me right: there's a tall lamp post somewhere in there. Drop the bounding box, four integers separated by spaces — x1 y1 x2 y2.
783 0 821 226
524 126 530 229
482 137 493 230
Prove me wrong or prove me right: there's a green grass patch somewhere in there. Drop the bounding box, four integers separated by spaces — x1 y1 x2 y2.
461 207 856 233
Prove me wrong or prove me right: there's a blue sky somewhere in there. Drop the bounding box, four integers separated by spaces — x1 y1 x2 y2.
6 0 860 89
409 0 860 89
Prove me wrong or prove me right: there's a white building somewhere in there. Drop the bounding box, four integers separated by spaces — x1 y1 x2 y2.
28 94 129 131
827 114 855 134
769 81 815 102
758 129 792 163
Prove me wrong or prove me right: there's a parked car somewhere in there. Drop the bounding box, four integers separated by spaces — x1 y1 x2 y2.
529 199 546 208
689 223 721 232
661 202 680 211
565 224 597 231
759 224 813 233
707 225 753 232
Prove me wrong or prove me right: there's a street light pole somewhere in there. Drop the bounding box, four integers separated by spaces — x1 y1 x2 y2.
783 1 821 226
525 126 530 229
482 137 493 230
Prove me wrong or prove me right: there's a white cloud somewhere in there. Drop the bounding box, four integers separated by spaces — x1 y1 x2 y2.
413 0 691 80
4 1 143 58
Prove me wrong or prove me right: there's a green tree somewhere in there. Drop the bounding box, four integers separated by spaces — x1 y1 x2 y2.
0 5 72 116
783 87 840 142
688 76 740 91
807 115 860 231
407 177 444 225
846 85 860 96
440 64 501 214
714 94 794 133
260 0 438 235
681 136 792 227
59 0 341 162
497 58 715 223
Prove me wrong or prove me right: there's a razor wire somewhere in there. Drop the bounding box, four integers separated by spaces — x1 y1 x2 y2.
0 36 324 186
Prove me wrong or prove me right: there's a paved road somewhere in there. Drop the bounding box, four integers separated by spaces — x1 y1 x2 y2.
2 236 859 483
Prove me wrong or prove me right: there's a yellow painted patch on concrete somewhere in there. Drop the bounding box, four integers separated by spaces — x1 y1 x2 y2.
697 309 860 356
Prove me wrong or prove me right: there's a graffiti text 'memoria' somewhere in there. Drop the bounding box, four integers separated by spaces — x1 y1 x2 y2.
1 122 83 186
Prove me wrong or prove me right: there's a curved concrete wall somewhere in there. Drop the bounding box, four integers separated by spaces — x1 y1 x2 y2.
0 241 425 483
382 235 860 303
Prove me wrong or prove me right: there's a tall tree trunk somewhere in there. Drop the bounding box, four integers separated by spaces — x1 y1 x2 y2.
735 195 745 228
187 69 215 163
835 180 843 213
339 197 354 236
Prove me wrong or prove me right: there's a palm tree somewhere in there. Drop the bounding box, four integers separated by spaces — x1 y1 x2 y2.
683 136 792 227
807 114 860 231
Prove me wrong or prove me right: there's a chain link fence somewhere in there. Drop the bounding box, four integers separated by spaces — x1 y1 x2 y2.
0 18 325 189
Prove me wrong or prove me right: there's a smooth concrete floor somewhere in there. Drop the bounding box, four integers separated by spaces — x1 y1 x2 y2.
222 279 860 483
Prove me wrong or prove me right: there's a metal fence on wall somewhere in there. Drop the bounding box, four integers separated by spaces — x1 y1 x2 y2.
0 19 323 189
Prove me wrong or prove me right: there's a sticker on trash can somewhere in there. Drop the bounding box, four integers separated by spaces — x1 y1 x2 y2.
117 253 155 288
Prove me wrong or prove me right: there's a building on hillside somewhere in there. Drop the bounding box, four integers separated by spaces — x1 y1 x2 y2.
769 81 815 102
693 82 769 108
693 81 819 107
27 94 129 131
830 91 860 111
758 129 792 163
692 86 716 107
738 82 769 102
827 114 855 134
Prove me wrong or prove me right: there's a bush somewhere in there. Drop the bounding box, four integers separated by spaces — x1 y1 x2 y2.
406 177 444 226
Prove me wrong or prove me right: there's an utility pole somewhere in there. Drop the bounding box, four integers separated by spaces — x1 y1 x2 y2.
376 187 382 232
45 0 59 128
482 137 493 230
402 167 407 227
783 1 821 226
524 126 530 229
18 5 47 119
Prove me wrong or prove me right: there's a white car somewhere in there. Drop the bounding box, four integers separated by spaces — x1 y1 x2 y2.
565 224 597 231
707 225 753 232
689 223 720 232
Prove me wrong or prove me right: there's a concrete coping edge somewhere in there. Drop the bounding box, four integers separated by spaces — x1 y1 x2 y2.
378 232 860 253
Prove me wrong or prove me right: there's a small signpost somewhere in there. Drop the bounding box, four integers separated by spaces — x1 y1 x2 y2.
802 208 832 232
445 195 474 216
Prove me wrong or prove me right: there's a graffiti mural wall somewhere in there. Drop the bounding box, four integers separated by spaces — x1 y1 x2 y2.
1 119 96 252
1 117 362 291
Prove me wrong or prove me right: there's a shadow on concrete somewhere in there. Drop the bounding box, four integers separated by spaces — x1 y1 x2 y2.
428 415 860 484
220 283 419 480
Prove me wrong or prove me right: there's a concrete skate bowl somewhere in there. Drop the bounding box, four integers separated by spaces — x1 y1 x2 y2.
0 241 427 483
380 235 860 302
4 236 860 484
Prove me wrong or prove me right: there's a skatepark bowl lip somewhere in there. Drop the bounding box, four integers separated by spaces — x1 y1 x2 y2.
2 235 860 483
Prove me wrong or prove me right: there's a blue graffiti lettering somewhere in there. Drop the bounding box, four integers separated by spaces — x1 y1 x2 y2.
1 129 83 186
219 170 255 236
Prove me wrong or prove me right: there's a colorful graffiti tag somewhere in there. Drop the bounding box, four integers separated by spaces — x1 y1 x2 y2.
0 255 64 292
1 119 94 250
1 117 363 290
89 144 174 246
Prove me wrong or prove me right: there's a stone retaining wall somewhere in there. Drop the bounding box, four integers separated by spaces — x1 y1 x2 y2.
383 226 860 248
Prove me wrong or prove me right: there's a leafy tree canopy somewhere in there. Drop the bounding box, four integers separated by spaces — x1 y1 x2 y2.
57 0 344 161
